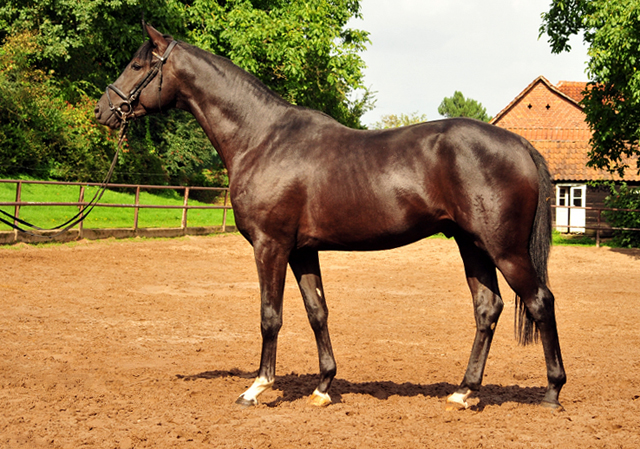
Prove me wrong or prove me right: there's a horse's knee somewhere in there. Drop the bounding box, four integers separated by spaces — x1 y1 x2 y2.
260 305 283 339
261 321 282 340
550 368 567 388
321 357 337 378
475 289 503 331
307 307 328 332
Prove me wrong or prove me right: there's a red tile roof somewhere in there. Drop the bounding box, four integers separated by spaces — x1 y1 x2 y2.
491 76 640 182
556 80 588 103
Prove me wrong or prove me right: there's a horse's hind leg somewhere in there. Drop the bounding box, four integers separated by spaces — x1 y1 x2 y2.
289 249 337 406
447 236 504 410
497 254 566 410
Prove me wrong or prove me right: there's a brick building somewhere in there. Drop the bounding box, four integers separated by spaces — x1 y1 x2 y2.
491 76 640 233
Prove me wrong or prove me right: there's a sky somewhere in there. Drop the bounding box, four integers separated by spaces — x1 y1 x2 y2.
349 0 590 126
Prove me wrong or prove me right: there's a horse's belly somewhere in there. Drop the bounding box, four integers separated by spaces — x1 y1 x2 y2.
298 207 450 251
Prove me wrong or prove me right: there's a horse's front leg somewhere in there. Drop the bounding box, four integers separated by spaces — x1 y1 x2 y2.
447 237 503 410
235 241 290 407
289 249 337 406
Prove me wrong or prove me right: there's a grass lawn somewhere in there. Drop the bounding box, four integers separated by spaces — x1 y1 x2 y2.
552 231 599 247
0 181 234 231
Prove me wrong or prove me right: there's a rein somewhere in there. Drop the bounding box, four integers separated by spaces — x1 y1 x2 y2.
0 125 127 238
1 40 178 239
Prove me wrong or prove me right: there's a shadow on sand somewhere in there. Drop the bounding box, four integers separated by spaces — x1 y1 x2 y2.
176 369 546 411
609 247 640 260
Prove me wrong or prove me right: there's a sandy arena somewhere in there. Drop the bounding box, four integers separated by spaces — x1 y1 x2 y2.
1 234 639 448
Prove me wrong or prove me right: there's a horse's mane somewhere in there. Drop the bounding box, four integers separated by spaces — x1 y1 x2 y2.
190 45 293 108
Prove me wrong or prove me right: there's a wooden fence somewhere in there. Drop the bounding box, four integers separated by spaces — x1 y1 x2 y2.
551 204 640 247
1 179 639 246
0 179 234 244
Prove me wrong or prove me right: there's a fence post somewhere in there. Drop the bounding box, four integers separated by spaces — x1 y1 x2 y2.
596 209 601 248
222 189 229 233
181 187 190 233
78 186 85 239
13 181 22 242
134 186 141 233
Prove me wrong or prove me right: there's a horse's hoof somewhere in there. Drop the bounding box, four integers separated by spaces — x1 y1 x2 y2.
541 400 565 412
308 389 332 407
235 395 257 408
445 400 468 411
445 390 471 411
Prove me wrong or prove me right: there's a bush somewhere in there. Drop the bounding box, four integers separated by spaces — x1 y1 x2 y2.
603 182 640 248
0 32 119 181
120 109 228 192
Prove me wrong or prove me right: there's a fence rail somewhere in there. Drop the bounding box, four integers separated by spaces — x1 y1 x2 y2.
551 204 640 247
0 179 233 244
1 179 639 246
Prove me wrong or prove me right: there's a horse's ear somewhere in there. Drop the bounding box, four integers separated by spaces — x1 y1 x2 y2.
142 16 148 39
144 23 168 53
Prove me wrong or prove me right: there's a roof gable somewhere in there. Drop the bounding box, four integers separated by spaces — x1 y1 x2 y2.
490 76 640 182
491 76 585 129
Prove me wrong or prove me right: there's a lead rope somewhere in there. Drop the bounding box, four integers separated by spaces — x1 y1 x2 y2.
0 122 127 239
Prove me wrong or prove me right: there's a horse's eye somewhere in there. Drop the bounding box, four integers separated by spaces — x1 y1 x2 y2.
131 62 143 71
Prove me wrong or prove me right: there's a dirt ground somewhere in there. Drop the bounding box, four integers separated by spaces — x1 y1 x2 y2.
1 234 639 448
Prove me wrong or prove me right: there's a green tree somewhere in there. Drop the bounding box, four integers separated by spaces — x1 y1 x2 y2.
1 0 373 185
186 0 373 129
0 0 188 98
0 0 372 125
371 111 427 129
438 91 491 122
540 0 640 177
0 0 195 184
603 182 640 248
0 32 118 181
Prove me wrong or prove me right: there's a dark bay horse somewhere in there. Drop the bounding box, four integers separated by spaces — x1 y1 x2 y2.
95 24 566 410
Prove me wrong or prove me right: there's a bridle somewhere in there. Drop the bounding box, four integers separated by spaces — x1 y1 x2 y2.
106 39 178 123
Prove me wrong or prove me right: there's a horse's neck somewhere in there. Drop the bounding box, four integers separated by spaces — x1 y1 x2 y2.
177 50 291 176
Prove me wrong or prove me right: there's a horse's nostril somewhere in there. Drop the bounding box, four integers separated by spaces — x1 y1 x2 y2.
94 104 100 117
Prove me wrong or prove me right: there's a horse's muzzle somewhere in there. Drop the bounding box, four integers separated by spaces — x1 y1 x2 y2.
94 101 122 130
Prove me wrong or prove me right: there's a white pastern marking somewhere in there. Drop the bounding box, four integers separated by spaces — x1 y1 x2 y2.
238 376 274 405
447 389 472 408
315 288 322 298
309 388 332 406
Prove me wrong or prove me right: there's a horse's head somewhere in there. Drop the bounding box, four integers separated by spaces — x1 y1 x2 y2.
95 23 179 129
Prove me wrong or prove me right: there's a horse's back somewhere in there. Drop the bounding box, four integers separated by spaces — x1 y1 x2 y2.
311 118 539 247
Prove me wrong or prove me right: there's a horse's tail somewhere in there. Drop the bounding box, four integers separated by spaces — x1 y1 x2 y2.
515 144 553 346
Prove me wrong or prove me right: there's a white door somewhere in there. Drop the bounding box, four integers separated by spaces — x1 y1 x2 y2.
556 186 569 233
569 185 586 232
555 185 586 233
